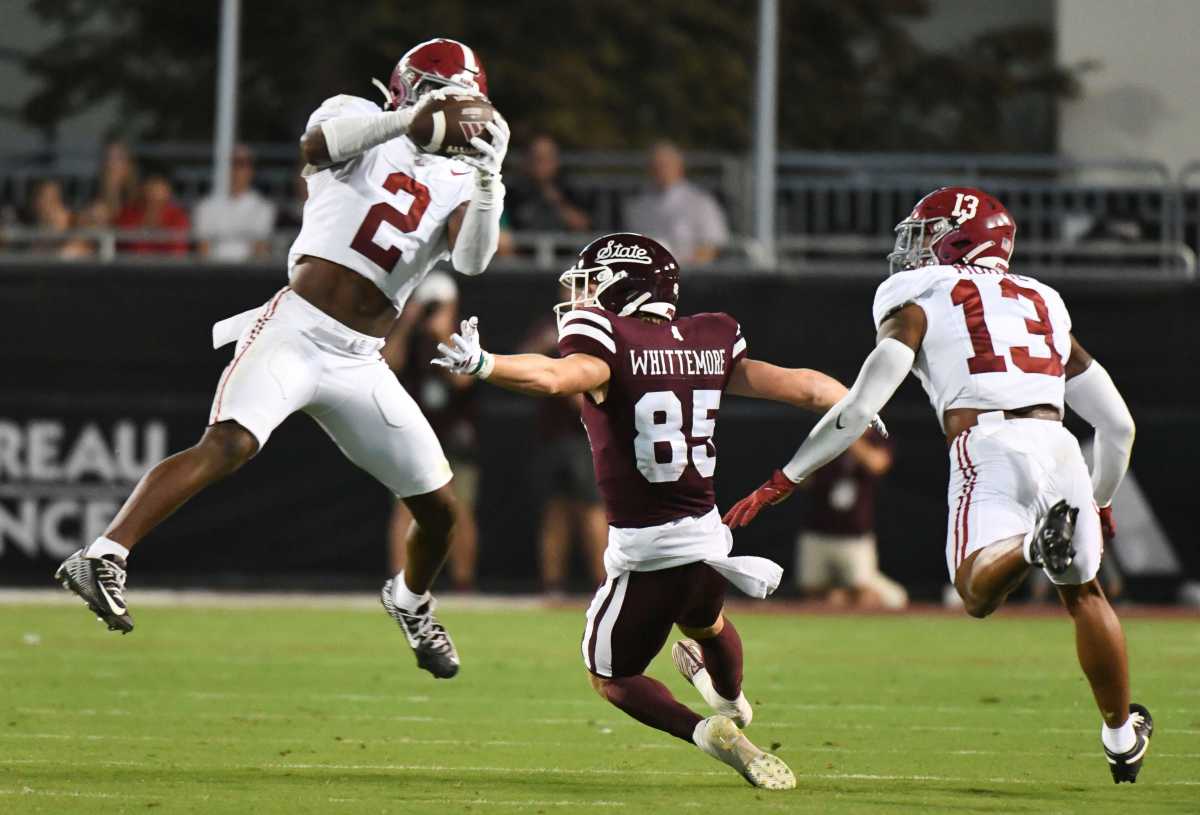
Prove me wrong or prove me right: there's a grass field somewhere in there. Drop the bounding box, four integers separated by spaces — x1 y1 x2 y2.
1 596 1197 814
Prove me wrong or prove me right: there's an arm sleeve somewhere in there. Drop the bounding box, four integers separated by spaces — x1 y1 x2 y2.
781 338 915 483
305 95 416 165
450 173 505 276
1064 361 1135 506
557 308 619 367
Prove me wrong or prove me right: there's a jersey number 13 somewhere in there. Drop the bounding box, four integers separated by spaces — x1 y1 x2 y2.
951 278 1064 376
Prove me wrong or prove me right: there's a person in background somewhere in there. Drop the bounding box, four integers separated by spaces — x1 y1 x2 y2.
194 144 277 261
114 169 190 255
506 134 591 233
93 138 139 220
385 272 480 592
796 428 907 609
519 305 607 596
624 140 729 265
23 179 92 258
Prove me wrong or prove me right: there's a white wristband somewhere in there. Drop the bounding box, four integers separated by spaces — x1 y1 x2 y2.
470 351 495 380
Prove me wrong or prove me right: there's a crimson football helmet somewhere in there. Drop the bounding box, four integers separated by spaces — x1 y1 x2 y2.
374 38 488 110
887 186 1016 275
557 233 680 321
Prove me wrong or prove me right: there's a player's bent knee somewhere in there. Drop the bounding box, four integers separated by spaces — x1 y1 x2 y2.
200 422 259 474
405 485 459 538
679 613 724 640
588 671 610 698
1057 578 1105 615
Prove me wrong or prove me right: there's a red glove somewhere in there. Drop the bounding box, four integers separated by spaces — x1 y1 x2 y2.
723 469 799 529
1099 504 1116 541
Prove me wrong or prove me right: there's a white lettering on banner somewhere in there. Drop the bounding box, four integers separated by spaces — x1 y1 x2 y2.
0 419 167 559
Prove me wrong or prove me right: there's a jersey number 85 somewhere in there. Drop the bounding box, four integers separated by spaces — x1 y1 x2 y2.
633 389 721 483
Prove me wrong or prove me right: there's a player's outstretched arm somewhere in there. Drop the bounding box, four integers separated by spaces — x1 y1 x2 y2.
1063 335 1135 538
447 116 509 276
432 316 610 397
724 304 923 529
726 359 848 412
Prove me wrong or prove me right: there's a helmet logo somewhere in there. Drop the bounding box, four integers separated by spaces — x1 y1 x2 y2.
595 239 652 265
951 193 980 224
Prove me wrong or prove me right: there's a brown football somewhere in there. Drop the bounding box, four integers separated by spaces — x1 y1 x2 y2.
409 94 496 158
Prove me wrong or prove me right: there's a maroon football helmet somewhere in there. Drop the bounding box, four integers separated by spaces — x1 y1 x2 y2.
888 186 1016 275
557 233 681 321
377 38 488 110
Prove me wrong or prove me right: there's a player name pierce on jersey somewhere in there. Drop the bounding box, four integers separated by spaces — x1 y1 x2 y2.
557 307 747 528
629 348 728 377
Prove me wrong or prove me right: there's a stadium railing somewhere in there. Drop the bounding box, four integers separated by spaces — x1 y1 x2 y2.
3 146 1198 281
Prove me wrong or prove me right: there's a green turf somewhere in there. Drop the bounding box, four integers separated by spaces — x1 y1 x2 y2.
1 601 1196 814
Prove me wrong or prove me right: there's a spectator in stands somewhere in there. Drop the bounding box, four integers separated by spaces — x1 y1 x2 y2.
624 140 729 265
506 135 591 233
796 429 907 609
23 179 92 259
385 272 480 592
114 169 190 255
94 138 139 221
520 303 607 595
194 144 277 261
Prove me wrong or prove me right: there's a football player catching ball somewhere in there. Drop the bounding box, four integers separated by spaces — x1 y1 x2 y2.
56 38 508 680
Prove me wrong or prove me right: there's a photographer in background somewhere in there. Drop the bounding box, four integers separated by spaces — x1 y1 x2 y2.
796 429 907 609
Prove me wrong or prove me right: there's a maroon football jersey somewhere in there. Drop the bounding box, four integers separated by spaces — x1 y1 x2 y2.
557 306 747 528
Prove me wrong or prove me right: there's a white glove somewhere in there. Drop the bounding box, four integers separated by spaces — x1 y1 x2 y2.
457 114 509 178
433 316 494 378
870 415 889 439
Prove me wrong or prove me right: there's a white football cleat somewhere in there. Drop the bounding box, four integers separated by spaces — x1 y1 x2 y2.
693 715 796 790
672 639 753 727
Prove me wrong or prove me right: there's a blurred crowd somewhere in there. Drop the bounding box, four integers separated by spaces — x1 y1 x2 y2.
5 136 732 266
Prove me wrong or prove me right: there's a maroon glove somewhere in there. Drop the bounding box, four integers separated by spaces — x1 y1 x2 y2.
723 469 799 529
1099 504 1116 541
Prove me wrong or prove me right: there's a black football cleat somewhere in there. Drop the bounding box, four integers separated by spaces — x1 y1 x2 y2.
54 549 134 633
1028 499 1078 575
1106 703 1153 784
380 579 460 678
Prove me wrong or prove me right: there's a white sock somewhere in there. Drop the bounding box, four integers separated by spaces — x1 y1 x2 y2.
691 718 711 752
1021 531 1036 564
392 571 431 611
84 537 130 561
1102 718 1136 754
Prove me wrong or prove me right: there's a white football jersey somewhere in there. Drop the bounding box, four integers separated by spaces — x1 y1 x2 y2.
287 95 476 309
872 264 1072 429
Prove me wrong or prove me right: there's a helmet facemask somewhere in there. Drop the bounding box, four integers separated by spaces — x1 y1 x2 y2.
887 216 953 275
554 266 626 324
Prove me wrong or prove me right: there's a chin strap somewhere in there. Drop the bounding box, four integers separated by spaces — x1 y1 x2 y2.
371 78 394 108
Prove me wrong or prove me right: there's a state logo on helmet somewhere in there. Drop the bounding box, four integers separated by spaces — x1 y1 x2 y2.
887 186 1016 275
374 38 488 110
556 233 681 321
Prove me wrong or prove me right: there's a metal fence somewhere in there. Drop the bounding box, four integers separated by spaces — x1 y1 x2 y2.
4 145 1198 281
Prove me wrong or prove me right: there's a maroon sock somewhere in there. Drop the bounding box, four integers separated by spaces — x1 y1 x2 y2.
697 617 744 700
600 675 702 743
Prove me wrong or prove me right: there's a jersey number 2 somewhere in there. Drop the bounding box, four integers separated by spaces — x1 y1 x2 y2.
633 390 721 483
950 278 1064 376
350 172 431 271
